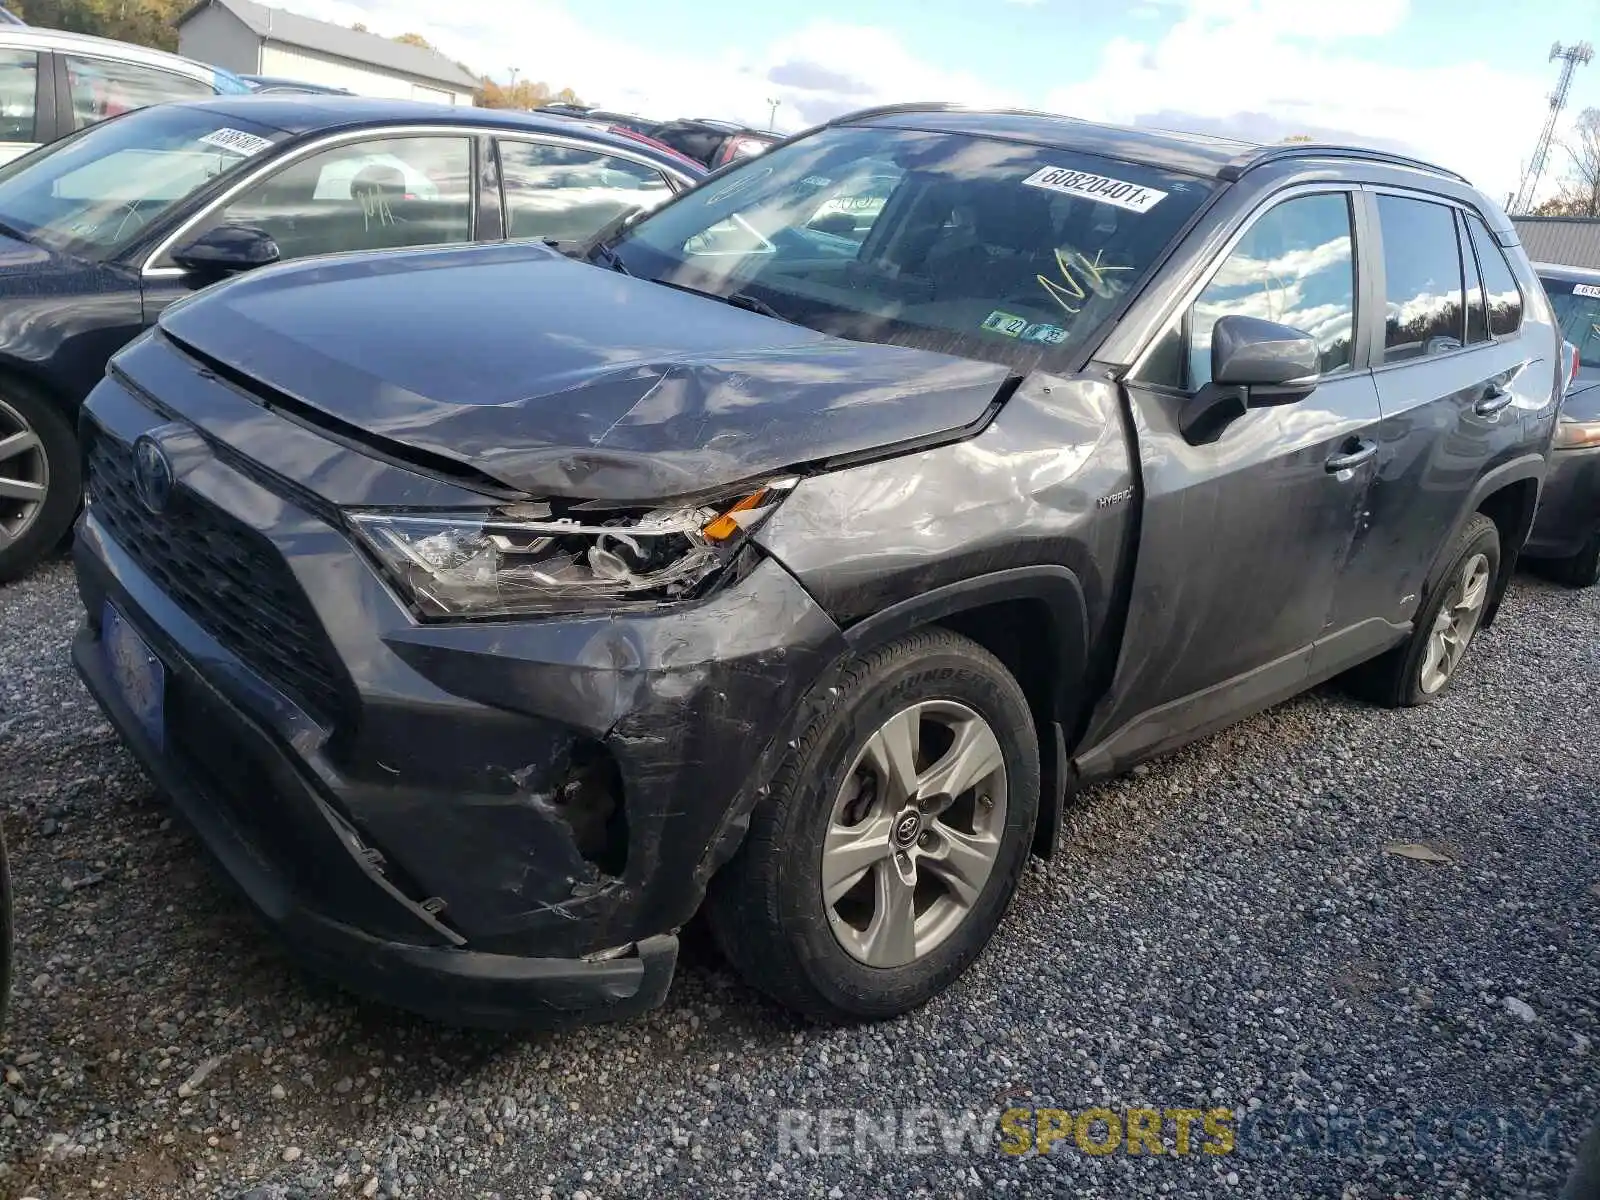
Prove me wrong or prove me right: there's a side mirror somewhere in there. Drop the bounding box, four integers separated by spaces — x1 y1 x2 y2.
171 224 280 278
1180 315 1321 445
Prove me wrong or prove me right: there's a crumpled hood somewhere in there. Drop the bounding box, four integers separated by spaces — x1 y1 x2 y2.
157 242 1012 500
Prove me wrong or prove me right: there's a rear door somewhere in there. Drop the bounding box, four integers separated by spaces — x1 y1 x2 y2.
1091 187 1385 761
1329 191 1538 643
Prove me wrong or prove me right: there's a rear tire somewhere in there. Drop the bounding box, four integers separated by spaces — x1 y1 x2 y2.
706 628 1039 1023
0 384 79 584
1542 532 1600 589
1349 513 1500 708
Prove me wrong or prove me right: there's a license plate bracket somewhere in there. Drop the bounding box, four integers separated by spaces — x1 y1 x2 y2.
102 602 165 751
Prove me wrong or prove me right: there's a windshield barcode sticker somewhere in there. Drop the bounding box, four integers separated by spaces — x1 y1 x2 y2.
1573 283 1600 298
1022 167 1167 213
198 128 273 157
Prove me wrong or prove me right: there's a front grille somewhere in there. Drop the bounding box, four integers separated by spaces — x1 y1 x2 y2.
87 430 349 726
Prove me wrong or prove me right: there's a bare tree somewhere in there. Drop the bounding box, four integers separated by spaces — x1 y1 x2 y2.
1545 107 1600 216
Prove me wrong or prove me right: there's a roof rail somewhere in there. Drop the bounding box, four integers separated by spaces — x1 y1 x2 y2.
1221 144 1469 184
827 101 969 125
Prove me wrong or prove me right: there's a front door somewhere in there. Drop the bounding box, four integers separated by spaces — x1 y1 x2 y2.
1081 189 1384 770
141 131 480 325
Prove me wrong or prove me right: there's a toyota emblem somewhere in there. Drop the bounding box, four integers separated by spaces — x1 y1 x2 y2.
133 436 174 515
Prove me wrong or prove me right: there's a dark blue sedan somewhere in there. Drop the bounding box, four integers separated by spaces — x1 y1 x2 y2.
0 95 703 581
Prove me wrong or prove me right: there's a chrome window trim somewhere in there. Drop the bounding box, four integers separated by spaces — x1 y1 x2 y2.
141 123 487 279
142 124 697 278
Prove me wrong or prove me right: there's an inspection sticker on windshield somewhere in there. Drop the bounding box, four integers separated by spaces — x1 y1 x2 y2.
1573 283 1600 298
982 310 1029 337
198 128 273 157
1022 166 1167 213
1021 322 1068 344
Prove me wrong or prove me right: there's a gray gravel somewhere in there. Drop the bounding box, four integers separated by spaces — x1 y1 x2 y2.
1 557 1597 1199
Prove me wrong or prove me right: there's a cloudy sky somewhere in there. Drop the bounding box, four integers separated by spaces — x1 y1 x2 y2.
271 0 1600 203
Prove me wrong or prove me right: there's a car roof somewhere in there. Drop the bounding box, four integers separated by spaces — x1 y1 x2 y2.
1533 260 1600 284
837 104 1465 185
0 25 218 81
159 94 706 177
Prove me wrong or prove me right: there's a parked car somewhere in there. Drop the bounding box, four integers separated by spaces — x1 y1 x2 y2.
70 105 1558 1029
646 117 779 168
1526 261 1600 586
239 74 353 96
0 26 251 165
0 94 703 580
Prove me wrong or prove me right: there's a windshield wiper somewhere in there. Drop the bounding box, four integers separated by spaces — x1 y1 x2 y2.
0 216 31 244
650 277 789 322
590 239 632 276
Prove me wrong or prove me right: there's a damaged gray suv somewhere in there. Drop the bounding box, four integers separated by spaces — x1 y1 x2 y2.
72 105 1559 1027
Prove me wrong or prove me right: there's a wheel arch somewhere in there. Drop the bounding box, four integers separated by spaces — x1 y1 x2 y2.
840 566 1089 860
1433 456 1543 628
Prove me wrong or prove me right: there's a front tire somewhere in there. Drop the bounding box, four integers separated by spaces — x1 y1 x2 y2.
1351 513 1501 708
0 384 79 584
706 628 1040 1023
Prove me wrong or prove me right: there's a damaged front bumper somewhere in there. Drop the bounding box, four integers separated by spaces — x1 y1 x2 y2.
71 345 848 1028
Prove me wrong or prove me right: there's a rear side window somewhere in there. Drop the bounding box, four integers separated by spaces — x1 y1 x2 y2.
1465 213 1523 336
0 48 37 144
1376 194 1464 362
496 140 671 243
1187 191 1356 389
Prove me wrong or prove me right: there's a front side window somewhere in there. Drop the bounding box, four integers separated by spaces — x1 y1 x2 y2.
496 140 670 243
0 104 285 258
1466 213 1523 337
0 48 37 144
194 135 473 264
65 55 212 131
613 125 1214 369
1544 277 1600 368
1377 194 1465 363
1186 191 1355 389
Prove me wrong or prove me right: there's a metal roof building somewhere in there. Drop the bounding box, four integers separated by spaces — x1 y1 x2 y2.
1510 216 1600 270
178 0 479 105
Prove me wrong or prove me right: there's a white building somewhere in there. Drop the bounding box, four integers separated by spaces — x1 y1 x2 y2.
177 0 479 105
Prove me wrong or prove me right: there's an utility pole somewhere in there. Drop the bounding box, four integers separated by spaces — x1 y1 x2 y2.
1512 40 1593 214
766 97 780 131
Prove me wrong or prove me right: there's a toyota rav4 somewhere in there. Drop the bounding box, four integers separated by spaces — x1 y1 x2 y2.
71 106 1559 1027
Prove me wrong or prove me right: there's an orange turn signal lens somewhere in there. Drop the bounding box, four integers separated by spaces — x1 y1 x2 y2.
702 489 771 542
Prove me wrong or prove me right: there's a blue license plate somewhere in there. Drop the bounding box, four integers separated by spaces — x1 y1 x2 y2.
103 602 164 751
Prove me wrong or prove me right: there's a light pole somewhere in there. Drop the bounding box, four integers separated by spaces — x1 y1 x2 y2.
766 97 780 131
509 66 520 102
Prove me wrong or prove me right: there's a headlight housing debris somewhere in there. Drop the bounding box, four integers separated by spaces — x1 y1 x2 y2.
348 479 796 619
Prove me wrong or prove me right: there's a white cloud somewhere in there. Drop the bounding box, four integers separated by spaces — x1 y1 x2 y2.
267 0 1551 201
1045 0 1548 201
268 0 1018 133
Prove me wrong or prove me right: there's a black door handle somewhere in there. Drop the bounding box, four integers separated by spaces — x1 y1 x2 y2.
1326 438 1378 474
1475 384 1514 416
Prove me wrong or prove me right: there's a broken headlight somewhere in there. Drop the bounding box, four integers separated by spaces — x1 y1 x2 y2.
348 479 796 619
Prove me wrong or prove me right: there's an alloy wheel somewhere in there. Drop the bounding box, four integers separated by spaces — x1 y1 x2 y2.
1419 552 1490 694
0 396 47 553
821 700 1008 967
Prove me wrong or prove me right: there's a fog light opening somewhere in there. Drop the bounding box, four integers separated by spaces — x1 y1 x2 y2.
551 744 629 878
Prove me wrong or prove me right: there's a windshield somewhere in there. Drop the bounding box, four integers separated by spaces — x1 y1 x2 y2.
0 104 284 259
613 124 1213 368
1545 277 1600 370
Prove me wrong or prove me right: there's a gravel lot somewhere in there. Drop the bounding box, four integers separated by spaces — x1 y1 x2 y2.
0 556 1596 1199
